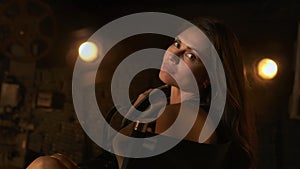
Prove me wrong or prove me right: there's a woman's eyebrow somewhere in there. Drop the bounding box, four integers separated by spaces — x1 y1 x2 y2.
176 37 199 52
190 48 200 56
185 45 200 55
174 37 181 42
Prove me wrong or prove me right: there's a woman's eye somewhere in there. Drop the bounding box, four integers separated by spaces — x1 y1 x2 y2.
185 53 196 60
173 40 180 48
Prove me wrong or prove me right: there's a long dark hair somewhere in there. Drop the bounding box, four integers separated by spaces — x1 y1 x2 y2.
191 17 257 169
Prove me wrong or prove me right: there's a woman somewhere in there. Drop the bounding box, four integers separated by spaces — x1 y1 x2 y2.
27 17 256 169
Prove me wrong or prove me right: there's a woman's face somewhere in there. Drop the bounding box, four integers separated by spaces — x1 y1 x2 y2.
159 30 209 91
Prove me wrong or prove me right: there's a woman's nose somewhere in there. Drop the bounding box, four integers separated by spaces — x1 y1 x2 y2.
168 53 180 65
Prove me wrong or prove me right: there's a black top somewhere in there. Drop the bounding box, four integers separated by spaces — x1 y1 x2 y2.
90 85 231 169
82 131 231 169
121 131 231 169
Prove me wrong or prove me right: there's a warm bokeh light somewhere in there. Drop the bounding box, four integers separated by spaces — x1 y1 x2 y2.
257 58 278 80
78 41 98 62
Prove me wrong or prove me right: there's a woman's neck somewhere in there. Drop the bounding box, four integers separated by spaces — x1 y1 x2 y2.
157 86 216 144
170 86 181 104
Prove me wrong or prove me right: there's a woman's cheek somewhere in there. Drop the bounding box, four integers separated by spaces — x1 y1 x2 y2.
173 63 198 91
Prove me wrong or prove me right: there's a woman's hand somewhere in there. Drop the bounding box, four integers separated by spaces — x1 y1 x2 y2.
133 88 153 107
26 154 79 169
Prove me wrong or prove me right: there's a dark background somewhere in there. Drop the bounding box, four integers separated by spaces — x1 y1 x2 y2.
0 0 300 169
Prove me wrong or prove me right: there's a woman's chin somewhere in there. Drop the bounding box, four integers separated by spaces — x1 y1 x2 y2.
159 72 177 86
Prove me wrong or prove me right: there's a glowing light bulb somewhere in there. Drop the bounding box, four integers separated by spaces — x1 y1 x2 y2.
257 58 278 80
78 42 98 62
